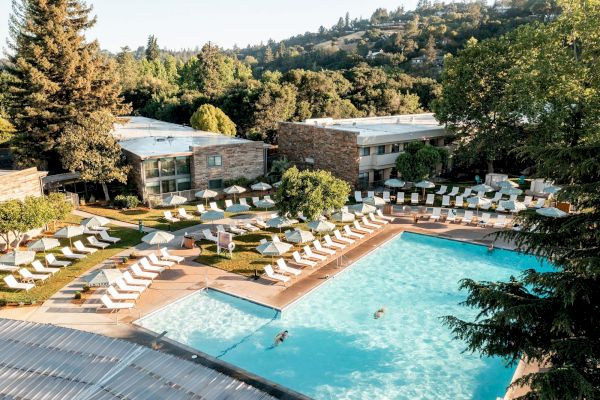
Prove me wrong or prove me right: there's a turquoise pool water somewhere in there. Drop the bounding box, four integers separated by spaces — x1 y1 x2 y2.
138 232 548 400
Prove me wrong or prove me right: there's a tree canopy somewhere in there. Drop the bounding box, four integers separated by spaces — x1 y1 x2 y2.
190 104 236 136
395 142 447 181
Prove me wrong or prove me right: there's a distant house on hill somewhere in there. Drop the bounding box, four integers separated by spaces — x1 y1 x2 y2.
366 50 387 60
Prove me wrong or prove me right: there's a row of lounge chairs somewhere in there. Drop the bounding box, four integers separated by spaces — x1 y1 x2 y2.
396 192 546 209
164 197 276 223
100 248 184 311
426 208 510 228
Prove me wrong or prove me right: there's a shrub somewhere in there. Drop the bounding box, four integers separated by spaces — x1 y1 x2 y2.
81 284 90 293
74 291 82 300
114 194 140 209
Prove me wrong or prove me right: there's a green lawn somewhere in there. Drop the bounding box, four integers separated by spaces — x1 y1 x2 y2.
0 218 144 305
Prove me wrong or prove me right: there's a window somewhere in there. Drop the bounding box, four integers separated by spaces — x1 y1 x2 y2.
145 181 160 194
377 145 386 155
359 147 370 156
391 143 401 153
144 159 159 179
358 172 369 189
176 178 191 191
208 155 222 167
208 179 223 189
176 156 190 175
160 158 175 176
161 179 176 193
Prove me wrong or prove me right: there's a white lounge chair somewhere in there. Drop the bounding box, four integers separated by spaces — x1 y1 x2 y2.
533 198 545 208
123 271 151 287
463 188 473 197
382 191 390 203
254 218 268 229
251 197 260 206
243 223 259 232
19 268 49 283
31 260 59 275
366 191 374 199
209 201 224 212
202 229 218 242
376 210 394 221
224 199 233 208
100 294 134 311
354 191 363 203
334 229 354 244
115 277 145 293
197 204 207 214
99 230 120 243
441 195 451 207
523 195 533 207
264 195 273 202
313 240 336 255
148 253 174 268
87 236 109 249
130 263 158 280
429 208 442 222
396 192 405 204
239 198 249 207
455 195 464 208
3 275 34 291
108 285 139 301
275 258 302 276
353 220 373 234
139 257 165 273
436 185 447 195
462 211 475 225
343 225 364 239
494 215 508 228
425 194 435 206
178 208 194 220
263 265 289 284
446 209 459 223
361 216 381 229
476 191 485 198
163 211 180 223
74 240 97 254
323 234 345 249
490 192 503 203
46 253 70 267
61 247 85 260
369 213 388 225
478 213 492 227
509 194 519 202
160 247 184 263
447 187 460 196
292 251 316 268
229 225 246 235
410 193 419 205
0 264 18 272
303 245 326 261
272 235 281 243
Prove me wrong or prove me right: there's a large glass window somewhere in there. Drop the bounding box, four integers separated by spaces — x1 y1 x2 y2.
377 145 386 155
208 179 223 189
359 147 370 156
161 179 176 193
177 178 191 191
176 156 190 175
160 157 176 176
145 181 160 194
144 159 159 179
358 172 369 189
391 143 401 153
208 155 222 167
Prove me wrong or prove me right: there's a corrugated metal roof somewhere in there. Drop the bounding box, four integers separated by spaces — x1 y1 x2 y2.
0 318 277 400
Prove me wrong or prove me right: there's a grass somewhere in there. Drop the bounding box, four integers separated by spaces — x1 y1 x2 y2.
0 215 144 305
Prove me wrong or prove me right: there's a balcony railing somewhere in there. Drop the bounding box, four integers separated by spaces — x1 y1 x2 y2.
359 153 399 169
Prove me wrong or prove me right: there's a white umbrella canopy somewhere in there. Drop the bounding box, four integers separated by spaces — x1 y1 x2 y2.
349 203 376 215
163 195 187 207
223 185 246 194
251 182 272 191
467 196 491 216
201 210 225 222
0 250 36 266
543 185 562 194
307 220 335 233
267 216 294 231
255 200 276 210
384 178 405 188
54 225 85 246
81 216 110 228
472 184 495 193
331 211 356 222
499 200 526 212
27 237 61 253
256 241 292 256
497 180 518 189
500 188 523 196
195 190 218 206
285 229 315 244
536 207 568 218
225 204 250 213
272 181 282 188
415 180 435 189
363 196 386 206
142 231 175 250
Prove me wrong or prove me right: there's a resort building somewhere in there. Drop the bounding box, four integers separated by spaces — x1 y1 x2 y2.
277 113 451 189
0 167 47 202
114 117 268 203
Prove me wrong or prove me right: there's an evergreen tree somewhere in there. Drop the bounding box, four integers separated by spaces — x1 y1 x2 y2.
345 12 350 28
5 0 128 171
263 46 274 63
145 35 160 61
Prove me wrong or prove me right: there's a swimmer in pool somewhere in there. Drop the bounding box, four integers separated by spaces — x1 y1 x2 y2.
274 330 289 346
487 244 494 253
374 307 385 319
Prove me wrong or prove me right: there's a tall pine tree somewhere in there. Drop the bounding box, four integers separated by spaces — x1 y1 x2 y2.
5 0 128 171
145 35 159 61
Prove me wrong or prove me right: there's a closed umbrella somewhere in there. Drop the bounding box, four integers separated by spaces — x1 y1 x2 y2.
201 210 225 222
536 207 568 218
308 220 335 234
255 200 275 210
500 188 523 196
0 250 36 266
471 184 495 193
81 216 110 229
142 231 175 250
251 182 272 191
195 189 218 206
54 225 84 246
27 238 61 265
223 185 246 202
384 178 405 188
331 211 355 222
497 180 518 189
163 195 187 208
467 196 490 217
364 196 386 206
415 180 435 199
349 203 376 215
267 216 293 232
285 229 314 244
225 203 250 213
255 241 293 277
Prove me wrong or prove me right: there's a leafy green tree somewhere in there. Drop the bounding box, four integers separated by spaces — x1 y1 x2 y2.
395 142 446 181
0 116 15 147
443 2 600 398
190 104 236 135
58 111 130 201
5 0 128 171
252 81 297 141
145 35 160 61
275 166 350 220
0 196 59 249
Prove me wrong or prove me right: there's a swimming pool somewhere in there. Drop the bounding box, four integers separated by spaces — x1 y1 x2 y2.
137 232 548 399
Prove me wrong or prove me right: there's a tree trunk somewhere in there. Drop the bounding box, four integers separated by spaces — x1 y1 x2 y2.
102 182 110 202
487 159 494 174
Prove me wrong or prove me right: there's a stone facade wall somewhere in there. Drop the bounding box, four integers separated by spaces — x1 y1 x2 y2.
0 167 47 202
277 122 360 187
191 142 265 189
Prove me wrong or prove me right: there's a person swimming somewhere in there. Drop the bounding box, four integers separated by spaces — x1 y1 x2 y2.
374 307 385 319
273 330 289 346
487 244 494 253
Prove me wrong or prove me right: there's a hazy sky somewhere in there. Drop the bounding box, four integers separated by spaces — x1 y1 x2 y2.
0 0 417 53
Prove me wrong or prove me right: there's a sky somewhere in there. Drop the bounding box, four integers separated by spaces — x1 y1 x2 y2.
0 0 418 54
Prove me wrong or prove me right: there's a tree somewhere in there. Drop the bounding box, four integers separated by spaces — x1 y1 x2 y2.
5 0 128 171
252 81 297 141
190 104 236 135
0 196 60 249
263 46 274 64
145 35 160 61
395 142 446 181
443 2 600 398
58 111 130 201
345 12 350 28
0 116 15 146
275 166 350 221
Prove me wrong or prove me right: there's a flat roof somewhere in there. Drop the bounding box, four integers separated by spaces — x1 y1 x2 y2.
301 113 448 145
114 116 255 158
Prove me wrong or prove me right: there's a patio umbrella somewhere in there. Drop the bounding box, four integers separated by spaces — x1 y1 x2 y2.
308 220 335 234
81 216 110 229
195 189 218 206
255 241 293 277
0 250 36 266
255 200 276 210
536 207 568 218
267 216 293 232
499 200 526 213
331 210 355 222
84 269 123 287
467 196 491 217
223 185 246 202
349 203 376 215
163 195 187 208
201 210 225 222
415 180 435 199
273 181 282 188
225 203 250 213
471 184 495 193
54 225 85 246
142 231 175 250
285 229 314 244
384 178 405 188
251 182 272 191
363 196 386 206
497 180 518 189
543 185 561 194
27 237 61 264
500 188 523 196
